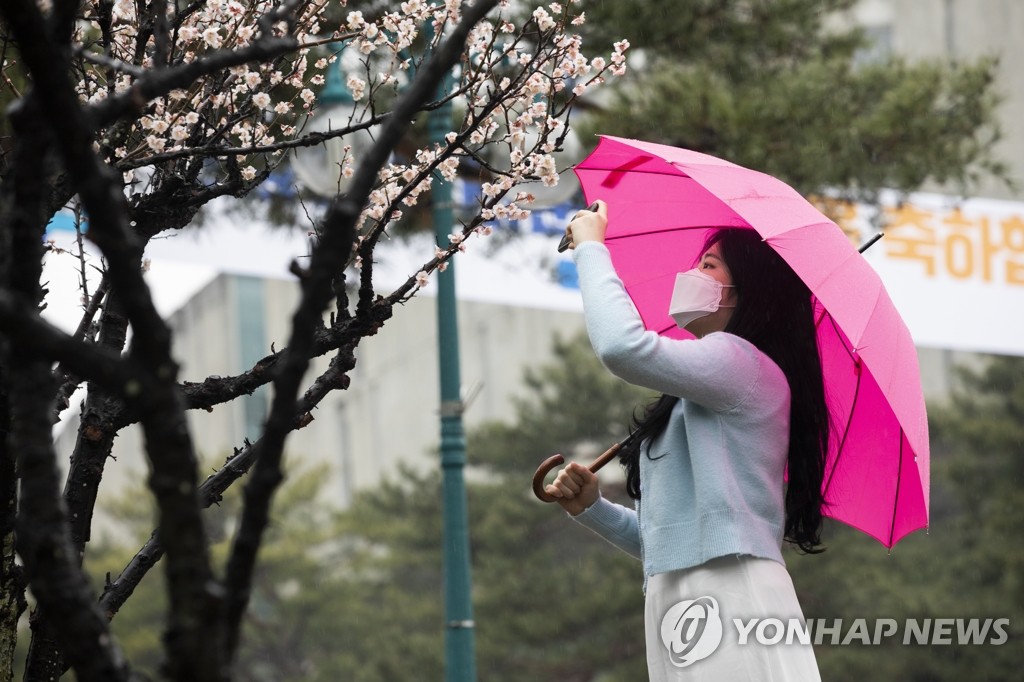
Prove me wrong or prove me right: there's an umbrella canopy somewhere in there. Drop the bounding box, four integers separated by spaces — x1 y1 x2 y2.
573 135 929 548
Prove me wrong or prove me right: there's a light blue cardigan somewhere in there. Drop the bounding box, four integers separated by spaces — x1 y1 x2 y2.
570 242 792 586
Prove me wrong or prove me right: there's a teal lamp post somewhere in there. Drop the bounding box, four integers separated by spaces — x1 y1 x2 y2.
428 72 478 682
297 48 477 681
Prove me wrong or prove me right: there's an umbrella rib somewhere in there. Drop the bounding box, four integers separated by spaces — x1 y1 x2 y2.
823 374 859 501
888 431 904 548
579 166 689 179
827 313 857 363
823 318 862 501
605 224 744 242
813 302 827 330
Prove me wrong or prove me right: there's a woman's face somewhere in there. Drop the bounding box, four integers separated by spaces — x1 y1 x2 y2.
683 242 738 338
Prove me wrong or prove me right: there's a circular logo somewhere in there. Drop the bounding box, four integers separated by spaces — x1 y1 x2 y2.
660 596 723 668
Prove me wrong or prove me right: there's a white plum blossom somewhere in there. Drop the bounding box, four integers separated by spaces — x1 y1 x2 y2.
201 27 222 48
610 39 631 76
529 153 559 187
532 7 556 31
252 92 271 109
347 10 366 30
346 76 366 100
112 0 133 21
438 157 459 182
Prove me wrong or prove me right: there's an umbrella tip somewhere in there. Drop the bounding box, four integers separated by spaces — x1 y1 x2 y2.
858 232 884 254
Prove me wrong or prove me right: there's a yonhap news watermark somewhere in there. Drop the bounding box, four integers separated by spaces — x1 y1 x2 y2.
660 596 1011 669
733 615 1010 647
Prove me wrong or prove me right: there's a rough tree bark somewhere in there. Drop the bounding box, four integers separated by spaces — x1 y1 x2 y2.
1 87 129 681
0 361 24 682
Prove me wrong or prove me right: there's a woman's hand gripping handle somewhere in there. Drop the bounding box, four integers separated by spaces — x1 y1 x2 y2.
532 441 624 515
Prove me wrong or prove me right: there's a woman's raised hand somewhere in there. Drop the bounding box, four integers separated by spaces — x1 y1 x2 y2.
565 200 608 248
544 461 601 516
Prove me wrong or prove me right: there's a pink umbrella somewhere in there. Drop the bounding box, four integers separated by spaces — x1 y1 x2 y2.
561 135 929 548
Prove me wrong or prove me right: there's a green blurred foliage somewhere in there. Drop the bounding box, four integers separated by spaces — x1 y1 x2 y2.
83 462 350 681
785 353 1024 681
576 0 1009 199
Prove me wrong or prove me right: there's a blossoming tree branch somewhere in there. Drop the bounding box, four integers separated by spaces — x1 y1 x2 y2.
0 0 627 680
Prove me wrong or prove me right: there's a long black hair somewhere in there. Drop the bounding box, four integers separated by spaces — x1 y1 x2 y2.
619 228 831 553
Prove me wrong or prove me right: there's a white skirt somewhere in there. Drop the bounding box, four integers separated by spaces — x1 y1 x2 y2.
645 554 821 682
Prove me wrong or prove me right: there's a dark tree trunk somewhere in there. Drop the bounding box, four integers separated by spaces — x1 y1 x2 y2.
0 359 27 682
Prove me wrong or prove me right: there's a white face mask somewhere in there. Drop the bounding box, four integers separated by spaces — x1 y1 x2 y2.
668 268 736 328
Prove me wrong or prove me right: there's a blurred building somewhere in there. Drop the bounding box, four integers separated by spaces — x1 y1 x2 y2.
843 0 1024 197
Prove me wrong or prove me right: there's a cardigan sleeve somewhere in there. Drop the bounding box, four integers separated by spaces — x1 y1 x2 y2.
572 242 762 412
571 495 642 560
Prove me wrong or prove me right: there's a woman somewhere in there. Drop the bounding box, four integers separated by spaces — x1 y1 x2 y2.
546 200 827 680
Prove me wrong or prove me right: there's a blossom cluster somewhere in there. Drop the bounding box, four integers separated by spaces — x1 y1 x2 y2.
38 0 631 289
358 3 630 291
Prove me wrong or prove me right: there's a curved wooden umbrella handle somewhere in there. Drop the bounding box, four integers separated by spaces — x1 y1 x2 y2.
531 454 565 503
531 442 625 503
